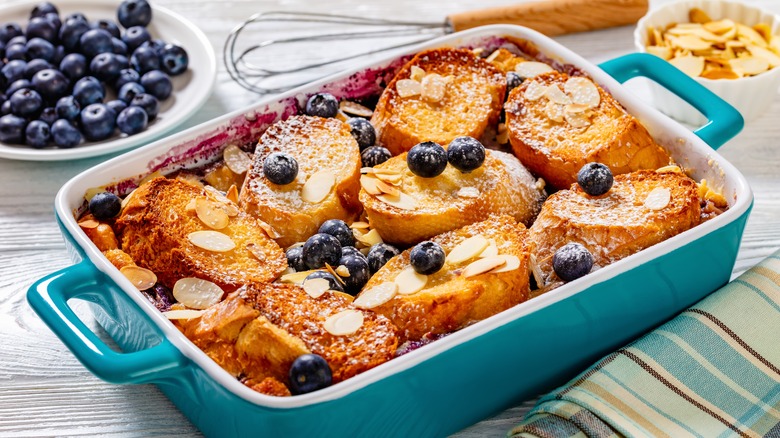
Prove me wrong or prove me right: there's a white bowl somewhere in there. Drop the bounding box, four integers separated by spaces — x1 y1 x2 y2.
634 0 780 125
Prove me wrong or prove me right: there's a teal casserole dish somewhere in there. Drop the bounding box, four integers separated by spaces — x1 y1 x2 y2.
28 25 751 437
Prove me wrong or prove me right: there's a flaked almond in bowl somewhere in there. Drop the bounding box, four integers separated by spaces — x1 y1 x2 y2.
635 0 780 124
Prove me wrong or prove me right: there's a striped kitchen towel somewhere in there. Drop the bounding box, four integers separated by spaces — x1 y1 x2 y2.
509 251 780 438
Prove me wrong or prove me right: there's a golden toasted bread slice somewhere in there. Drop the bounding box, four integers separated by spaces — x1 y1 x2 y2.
358 215 530 342
485 47 526 73
179 283 398 388
370 48 506 155
115 177 286 291
529 170 701 289
505 71 672 189
359 149 545 247
239 115 362 248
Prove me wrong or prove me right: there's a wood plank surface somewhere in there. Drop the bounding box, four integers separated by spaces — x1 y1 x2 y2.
1 0 778 436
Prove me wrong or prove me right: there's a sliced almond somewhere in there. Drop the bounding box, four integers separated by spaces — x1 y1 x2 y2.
689 7 711 24
324 263 347 286
163 309 205 320
447 235 489 264
737 24 768 48
223 145 253 175
339 100 373 118
78 218 99 229
246 243 266 261
462 256 507 278
355 229 383 247
656 165 682 174
647 45 673 60
323 309 364 336
564 111 592 129
671 34 712 51
187 230 236 252
377 192 417 210
371 168 402 176
195 198 230 230
523 81 548 101
280 270 316 284
226 185 239 204
490 255 521 273
746 45 780 68
529 254 545 288
257 220 281 239
120 266 157 290
421 73 448 103
730 56 769 76
301 170 335 204
394 266 428 295
335 265 351 277
564 77 600 108
172 277 225 310
375 179 400 197
302 277 330 299
360 175 382 195
515 61 553 78
396 79 422 97
374 172 403 186
544 84 571 105
350 221 370 229
410 65 426 82
456 187 480 198
479 239 499 258
353 282 398 309
185 198 197 212
644 187 671 211
670 55 705 77
120 189 136 210
545 100 564 123
484 49 501 63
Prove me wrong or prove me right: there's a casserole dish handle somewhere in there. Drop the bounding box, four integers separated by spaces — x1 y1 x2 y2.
27 261 187 384
598 53 743 149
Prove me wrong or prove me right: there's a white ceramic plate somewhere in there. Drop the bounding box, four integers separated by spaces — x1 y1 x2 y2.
0 0 216 161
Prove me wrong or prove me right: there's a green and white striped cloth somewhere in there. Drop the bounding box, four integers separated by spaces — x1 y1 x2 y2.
510 251 780 438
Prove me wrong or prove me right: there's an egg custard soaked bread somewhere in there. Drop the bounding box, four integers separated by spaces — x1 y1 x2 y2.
114 177 287 292
370 48 506 155
357 215 531 342
239 115 362 248
529 170 701 288
359 149 545 246
505 71 672 189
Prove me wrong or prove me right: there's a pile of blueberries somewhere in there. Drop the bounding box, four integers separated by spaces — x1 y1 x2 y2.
0 0 189 148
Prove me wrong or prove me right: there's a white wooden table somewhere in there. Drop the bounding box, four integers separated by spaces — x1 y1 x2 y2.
1 0 778 436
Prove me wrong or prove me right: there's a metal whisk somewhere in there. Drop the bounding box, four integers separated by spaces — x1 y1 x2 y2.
224 0 648 94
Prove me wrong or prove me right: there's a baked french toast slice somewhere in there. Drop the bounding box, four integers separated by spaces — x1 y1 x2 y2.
505 71 672 189
359 149 545 246
529 170 701 289
115 177 286 291
239 115 362 248
178 283 398 390
370 48 506 155
358 215 531 342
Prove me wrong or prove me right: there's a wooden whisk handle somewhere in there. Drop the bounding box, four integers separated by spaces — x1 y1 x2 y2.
447 0 649 35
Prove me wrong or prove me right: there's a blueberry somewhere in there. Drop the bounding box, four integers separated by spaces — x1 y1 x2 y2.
140 70 171 100
65 13 88 23
407 141 447 178
6 79 32 97
24 58 52 79
91 19 120 39
44 13 61 35
114 68 140 90
50 119 82 147
38 106 57 125
59 17 90 51
51 45 66 65
3 60 27 84
80 103 116 141
79 28 113 59
59 53 87 81
0 40 5 59
25 119 50 148
89 191 122 220
286 246 307 272
289 353 332 395
360 146 392 168
139 38 164 55
263 152 298 185
302 233 342 269
122 26 151 53
30 2 58 19
5 43 27 61
577 162 613 196
318 219 355 247
26 17 57 42
305 93 338 118
337 253 370 295
553 243 594 282
506 72 523 95
105 99 127 115
111 37 127 55
56 95 81 121
116 105 147 135
159 43 188 76
25 38 55 62
129 92 158 120
447 136 485 173
347 117 375 150
130 46 160 74
0 101 11 116
0 23 23 44
410 241 445 275
72 76 104 106
366 242 400 274
0 114 26 144
303 271 344 293
32 69 70 101
90 53 128 83
117 0 153 28
341 246 365 260
8 36 27 47
10 89 43 118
